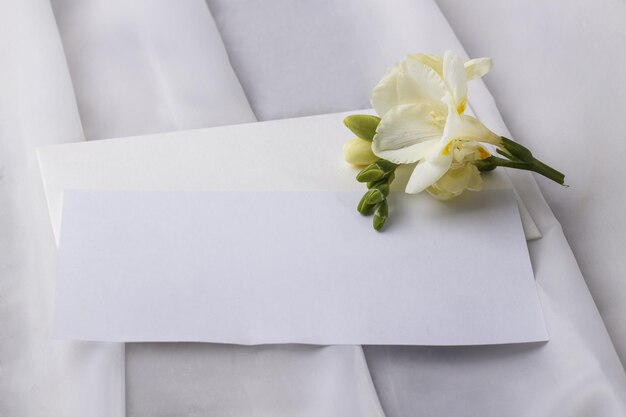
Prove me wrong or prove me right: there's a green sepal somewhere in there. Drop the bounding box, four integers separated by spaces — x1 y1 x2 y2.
373 159 398 173
500 137 533 161
343 115 381 141
474 156 498 172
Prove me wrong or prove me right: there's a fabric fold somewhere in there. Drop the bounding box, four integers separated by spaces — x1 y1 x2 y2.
0 1 124 416
51 0 255 140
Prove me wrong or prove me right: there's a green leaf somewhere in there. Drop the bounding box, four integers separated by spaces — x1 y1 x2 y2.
343 115 381 141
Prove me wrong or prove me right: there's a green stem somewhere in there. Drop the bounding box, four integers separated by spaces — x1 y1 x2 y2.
496 137 565 185
531 158 565 185
477 156 565 185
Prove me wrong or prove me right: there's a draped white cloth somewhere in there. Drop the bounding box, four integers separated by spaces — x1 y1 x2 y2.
0 1 123 417
1 0 625 416
51 0 255 138
435 0 626 366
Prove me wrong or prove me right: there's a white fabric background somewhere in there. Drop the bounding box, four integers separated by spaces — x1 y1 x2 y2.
1 0 625 415
434 0 626 365
51 0 255 139
0 1 124 417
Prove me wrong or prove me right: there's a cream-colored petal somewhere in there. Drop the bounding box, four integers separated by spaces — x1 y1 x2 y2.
409 53 443 75
439 94 462 148
441 96 500 145
372 103 443 164
396 58 446 105
371 65 401 116
452 142 491 162
426 184 456 200
465 57 492 80
435 163 483 195
426 162 483 199
465 164 484 191
456 115 501 144
443 51 468 114
405 153 453 194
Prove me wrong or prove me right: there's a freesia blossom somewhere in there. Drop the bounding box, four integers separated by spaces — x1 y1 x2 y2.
371 50 501 197
345 51 564 230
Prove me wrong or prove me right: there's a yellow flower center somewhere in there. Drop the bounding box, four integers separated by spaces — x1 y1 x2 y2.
456 98 466 114
429 111 446 128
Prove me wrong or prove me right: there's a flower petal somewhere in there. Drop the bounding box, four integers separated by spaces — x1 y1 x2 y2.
426 163 482 200
371 66 401 117
465 164 484 191
464 57 492 80
436 163 483 194
405 153 453 194
396 58 446 105
372 103 444 164
441 96 500 145
426 184 456 200
456 115 501 144
409 53 443 75
443 51 468 114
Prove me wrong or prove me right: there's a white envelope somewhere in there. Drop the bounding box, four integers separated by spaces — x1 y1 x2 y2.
38 110 540 242
38 111 547 346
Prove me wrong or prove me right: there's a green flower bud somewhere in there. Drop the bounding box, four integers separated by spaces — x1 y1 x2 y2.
373 200 389 231
373 183 390 197
367 178 387 189
343 115 381 141
365 188 385 205
357 166 385 182
357 194 375 215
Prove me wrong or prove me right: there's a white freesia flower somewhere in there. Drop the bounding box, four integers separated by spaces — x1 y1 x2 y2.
371 50 501 197
370 52 492 118
344 51 564 230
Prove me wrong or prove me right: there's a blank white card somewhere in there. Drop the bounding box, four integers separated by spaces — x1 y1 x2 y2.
54 189 547 345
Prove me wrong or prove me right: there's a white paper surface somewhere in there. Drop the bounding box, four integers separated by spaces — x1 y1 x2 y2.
37 111 539 243
54 188 547 345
